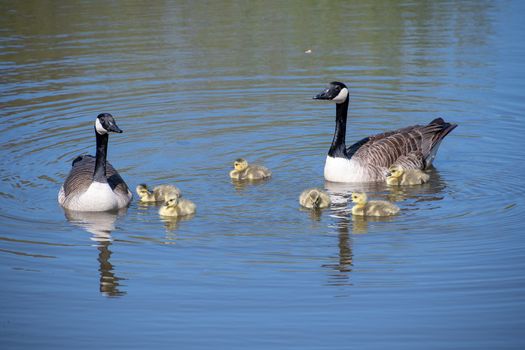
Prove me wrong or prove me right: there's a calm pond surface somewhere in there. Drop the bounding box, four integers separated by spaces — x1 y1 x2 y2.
1 0 525 348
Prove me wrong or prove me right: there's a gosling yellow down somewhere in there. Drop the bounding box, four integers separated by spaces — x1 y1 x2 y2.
159 196 196 217
136 184 181 202
351 192 399 217
229 158 271 181
386 165 430 186
299 188 331 209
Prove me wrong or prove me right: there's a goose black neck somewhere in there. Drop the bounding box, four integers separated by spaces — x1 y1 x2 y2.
93 131 109 183
328 98 349 158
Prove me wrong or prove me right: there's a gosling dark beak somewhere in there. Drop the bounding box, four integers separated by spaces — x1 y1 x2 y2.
108 124 123 133
385 172 392 177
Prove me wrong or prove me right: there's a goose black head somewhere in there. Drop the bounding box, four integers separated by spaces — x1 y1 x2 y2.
313 81 349 104
95 113 123 135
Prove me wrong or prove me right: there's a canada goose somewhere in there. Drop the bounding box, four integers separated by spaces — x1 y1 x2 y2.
159 196 196 217
313 82 457 182
386 165 430 186
350 192 399 217
58 113 132 211
299 188 331 209
229 158 271 180
136 184 181 202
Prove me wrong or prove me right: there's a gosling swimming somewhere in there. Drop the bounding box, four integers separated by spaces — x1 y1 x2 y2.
350 192 400 217
229 158 271 180
299 188 331 209
386 165 430 186
159 196 196 217
136 184 181 203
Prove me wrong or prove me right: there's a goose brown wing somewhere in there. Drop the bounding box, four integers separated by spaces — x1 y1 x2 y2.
349 118 457 170
62 155 94 197
63 155 130 197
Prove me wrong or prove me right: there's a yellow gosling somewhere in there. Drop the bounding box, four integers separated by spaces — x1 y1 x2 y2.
299 188 331 209
386 165 430 186
159 196 196 217
351 192 399 217
136 184 181 203
229 158 271 180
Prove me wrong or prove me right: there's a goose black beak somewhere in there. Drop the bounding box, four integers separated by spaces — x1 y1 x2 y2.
313 90 332 100
108 124 123 133
385 172 392 177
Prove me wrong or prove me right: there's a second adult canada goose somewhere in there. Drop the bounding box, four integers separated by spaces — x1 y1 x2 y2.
229 158 272 180
386 165 430 186
299 188 331 209
313 82 457 183
58 113 132 211
136 184 181 202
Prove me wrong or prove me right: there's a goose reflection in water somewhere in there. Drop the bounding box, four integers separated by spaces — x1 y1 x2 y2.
322 216 353 287
63 209 127 297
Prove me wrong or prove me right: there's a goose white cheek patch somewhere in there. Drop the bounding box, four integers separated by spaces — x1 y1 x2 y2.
332 88 348 104
95 118 107 134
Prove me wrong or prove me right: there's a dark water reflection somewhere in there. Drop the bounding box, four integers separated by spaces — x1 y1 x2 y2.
1 0 525 349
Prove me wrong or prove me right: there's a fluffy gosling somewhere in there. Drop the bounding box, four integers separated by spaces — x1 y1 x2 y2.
229 158 271 181
136 184 181 203
159 196 196 217
386 165 430 186
299 188 331 209
351 192 400 217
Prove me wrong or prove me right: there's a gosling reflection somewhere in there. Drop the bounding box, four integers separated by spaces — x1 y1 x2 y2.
351 215 368 234
160 213 195 233
302 207 323 221
230 177 271 192
63 209 127 297
350 214 398 234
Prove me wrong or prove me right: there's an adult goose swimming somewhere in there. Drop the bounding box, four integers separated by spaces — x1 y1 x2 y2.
314 81 457 183
58 113 132 211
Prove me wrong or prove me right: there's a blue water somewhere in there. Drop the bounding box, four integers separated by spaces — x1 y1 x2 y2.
1 1 525 348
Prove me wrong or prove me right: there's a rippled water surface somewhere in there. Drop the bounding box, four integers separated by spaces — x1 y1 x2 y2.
2 1 525 348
